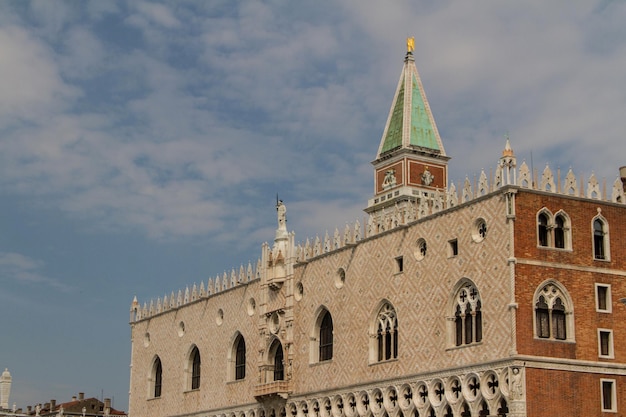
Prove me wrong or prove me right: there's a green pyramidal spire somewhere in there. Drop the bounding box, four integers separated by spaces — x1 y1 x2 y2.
376 51 446 159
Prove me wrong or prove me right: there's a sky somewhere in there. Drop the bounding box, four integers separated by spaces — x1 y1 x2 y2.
1 0 625 412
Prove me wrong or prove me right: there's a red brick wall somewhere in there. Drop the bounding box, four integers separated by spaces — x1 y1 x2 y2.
525 368 626 416
514 191 626 269
513 191 626 360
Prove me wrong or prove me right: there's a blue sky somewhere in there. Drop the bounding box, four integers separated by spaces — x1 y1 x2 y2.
1 0 625 412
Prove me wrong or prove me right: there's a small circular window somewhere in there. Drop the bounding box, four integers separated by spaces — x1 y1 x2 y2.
335 268 346 289
177 321 185 337
295 282 304 301
472 218 487 242
216 309 224 326
143 332 151 347
247 298 256 316
269 312 281 334
413 238 427 261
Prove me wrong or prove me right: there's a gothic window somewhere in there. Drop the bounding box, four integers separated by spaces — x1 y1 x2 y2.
319 310 333 361
554 215 565 248
537 212 550 247
552 298 566 340
453 282 482 347
235 335 246 380
373 302 398 362
310 308 334 363
151 356 162 398
190 346 201 390
535 296 550 338
593 217 609 260
534 282 574 341
537 209 571 250
270 339 284 381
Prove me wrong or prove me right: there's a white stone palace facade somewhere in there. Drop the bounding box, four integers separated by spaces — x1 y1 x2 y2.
128 43 626 417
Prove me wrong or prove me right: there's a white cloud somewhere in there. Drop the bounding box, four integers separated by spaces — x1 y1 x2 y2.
0 26 79 125
0 1 625 247
0 252 71 292
28 0 76 36
60 25 107 79
136 1 181 28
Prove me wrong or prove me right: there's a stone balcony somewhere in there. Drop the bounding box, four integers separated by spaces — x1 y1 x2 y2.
254 380 291 400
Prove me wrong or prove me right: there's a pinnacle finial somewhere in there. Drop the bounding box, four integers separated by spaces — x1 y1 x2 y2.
502 133 514 157
406 37 415 53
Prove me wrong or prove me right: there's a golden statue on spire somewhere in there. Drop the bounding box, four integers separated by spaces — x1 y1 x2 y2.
406 37 415 52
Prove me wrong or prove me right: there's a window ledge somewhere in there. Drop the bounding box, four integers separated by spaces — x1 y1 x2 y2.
537 246 573 252
183 388 200 394
309 359 333 368
226 378 246 385
533 337 576 344
445 341 483 352
368 358 398 367
593 257 611 263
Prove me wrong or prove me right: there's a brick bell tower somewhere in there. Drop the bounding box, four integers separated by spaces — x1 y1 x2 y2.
366 38 449 223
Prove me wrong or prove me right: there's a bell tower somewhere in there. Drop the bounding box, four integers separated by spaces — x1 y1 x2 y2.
366 39 450 221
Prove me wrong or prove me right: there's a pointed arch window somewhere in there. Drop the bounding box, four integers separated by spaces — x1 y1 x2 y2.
190 346 201 390
554 215 565 248
552 298 567 340
535 296 550 338
593 217 609 260
235 336 246 380
537 210 572 250
273 341 284 381
319 310 333 361
453 283 482 347
538 212 549 247
375 302 398 362
151 356 163 398
310 308 334 363
534 282 574 341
